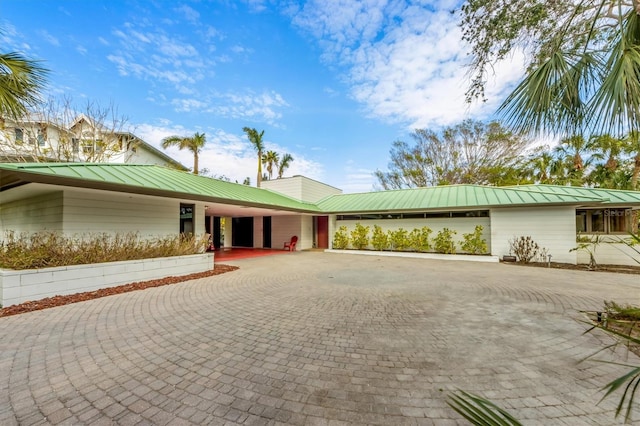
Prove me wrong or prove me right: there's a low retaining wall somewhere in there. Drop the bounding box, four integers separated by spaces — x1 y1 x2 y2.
325 249 499 263
0 253 214 308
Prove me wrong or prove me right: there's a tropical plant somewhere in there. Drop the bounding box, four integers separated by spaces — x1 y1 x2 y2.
262 150 279 180
434 228 457 254
571 235 603 270
448 390 523 426
242 127 265 187
463 0 640 139
625 131 640 189
161 132 206 175
509 236 542 264
371 225 389 251
408 226 432 252
388 228 410 251
350 223 370 250
277 153 294 178
0 50 49 119
332 226 349 250
460 225 488 254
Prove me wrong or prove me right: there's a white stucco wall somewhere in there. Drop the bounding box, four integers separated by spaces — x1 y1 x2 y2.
490 206 577 264
253 216 264 248
334 217 491 253
0 192 64 234
271 216 303 250
262 176 342 202
576 235 640 267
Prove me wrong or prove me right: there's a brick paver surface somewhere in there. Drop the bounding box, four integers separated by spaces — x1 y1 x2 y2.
1 252 640 425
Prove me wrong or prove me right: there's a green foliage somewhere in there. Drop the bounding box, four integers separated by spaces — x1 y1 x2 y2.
408 226 432 252
388 228 410 251
570 235 602 270
448 390 522 426
0 231 208 270
0 51 49 119
460 225 488 254
371 225 389 251
350 223 370 250
434 228 457 254
509 236 543 264
332 226 349 250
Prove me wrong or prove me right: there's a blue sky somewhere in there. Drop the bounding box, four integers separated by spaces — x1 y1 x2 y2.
2 0 525 192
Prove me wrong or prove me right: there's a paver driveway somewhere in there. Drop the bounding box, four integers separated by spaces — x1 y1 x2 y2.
1 252 640 425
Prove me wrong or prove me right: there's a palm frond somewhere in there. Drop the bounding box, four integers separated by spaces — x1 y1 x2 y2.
447 390 522 426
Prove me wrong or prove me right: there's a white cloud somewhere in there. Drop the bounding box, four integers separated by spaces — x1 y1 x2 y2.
287 1 526 129
38 30 60 46
135 123 322 183
175 5 200 23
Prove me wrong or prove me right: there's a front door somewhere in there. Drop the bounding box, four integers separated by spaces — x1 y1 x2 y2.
263 216 272 248
316 216 329 249
232 217 254 247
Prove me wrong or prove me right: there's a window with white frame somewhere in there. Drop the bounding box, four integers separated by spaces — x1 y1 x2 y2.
576 208 632 234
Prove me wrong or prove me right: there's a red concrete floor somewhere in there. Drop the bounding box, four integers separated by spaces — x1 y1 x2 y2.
212 248 292 261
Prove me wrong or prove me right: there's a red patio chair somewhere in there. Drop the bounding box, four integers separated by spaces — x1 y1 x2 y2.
284 236 298 252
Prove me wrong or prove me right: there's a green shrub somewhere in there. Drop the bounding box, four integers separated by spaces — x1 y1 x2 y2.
408 226 432 252
371 225 389 251
388 228 409 251
0 231 209 270
434 228 457 254
350 223 370 249
460 225 488 254
332 226 350 249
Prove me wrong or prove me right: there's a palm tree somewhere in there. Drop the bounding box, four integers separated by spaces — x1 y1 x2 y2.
242 127 265 187
277 153 293 178
554 135 590 173
161 132 206 175
623 131 640 189
498 4 640 141
0 51 49 119
262 150 279 180
589 134 623 172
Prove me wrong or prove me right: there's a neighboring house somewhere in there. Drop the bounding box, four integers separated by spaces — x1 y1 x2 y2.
0 114 187 170
1 163 639 266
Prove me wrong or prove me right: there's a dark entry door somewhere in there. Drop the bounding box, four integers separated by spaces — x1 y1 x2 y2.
232 217 254 247
317 216 329 249
213 216 221 249
263 216 272 248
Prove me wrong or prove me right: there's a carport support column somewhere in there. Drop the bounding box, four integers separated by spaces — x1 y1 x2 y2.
223 217 232 248
328 214 337 249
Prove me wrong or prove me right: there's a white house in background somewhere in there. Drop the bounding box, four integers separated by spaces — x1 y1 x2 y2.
1 163 639 267
0 114 187 170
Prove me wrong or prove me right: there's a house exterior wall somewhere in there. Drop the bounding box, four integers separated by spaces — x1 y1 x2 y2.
271 215 303 250
0 191 64 234
61 188 179 236
333 217 491 252
262 176 342 202
576 235 640 266
253 216 264 248
490 206 577 264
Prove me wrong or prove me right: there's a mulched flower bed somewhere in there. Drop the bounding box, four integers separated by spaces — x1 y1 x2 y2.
0 264 239 318
505 261 640 275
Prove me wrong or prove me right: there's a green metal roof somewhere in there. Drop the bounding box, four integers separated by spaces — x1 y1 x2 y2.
0 163 320 213
316 184 605 213
508 184 640 205
3 163 640 214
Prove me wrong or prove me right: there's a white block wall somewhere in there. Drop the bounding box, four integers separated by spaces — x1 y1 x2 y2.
253 216 264 248
0 191 64 234
271 215 309 250
490 206 577 264
62 188 179 236
262 176 342 202
0 253 214 308
576 237 640 267
334 217 491 253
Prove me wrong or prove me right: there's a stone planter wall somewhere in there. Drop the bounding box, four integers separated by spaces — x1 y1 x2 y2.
0 253 214 308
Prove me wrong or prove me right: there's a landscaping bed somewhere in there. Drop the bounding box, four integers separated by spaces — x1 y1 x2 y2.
505 261 640 275
0 264 238 317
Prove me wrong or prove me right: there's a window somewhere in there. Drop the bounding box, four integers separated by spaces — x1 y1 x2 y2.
37 129 45 146
14 128 23 144
337 210 490 221
576 208 631 234
71 138 79 153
